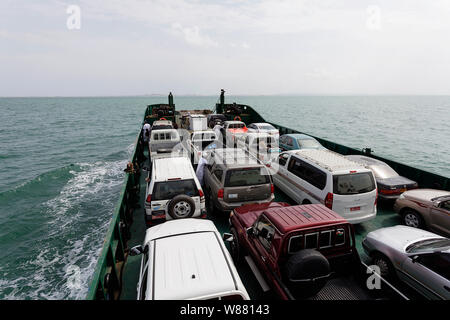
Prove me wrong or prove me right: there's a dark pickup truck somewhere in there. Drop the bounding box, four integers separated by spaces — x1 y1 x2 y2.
225 202 408 300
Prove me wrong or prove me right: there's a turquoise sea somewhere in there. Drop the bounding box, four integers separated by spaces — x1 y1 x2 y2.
0 95 448 299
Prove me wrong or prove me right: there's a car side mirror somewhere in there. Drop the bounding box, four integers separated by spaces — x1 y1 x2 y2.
411 255 421 263
222 233 234 242
130 245 144 256
246 227 255 237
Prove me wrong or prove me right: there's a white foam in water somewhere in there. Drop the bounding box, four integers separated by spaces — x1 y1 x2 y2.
0 158 129 300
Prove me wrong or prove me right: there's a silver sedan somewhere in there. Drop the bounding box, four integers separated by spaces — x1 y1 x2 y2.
362 225 450 300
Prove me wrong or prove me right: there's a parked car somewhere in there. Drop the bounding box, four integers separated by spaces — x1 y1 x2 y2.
207 114 227 128
236 132 280 165
149 129 182 159
151 119 174 131
362 225 450 300
345 155 418 200
269 149 377 224
393 189 450 236
221 120 248 147
226 202 374 299
279 133 325 151
185 130 219 165
247 123 279 139
144 156 206 226
131 218 250 300
203 148 274 213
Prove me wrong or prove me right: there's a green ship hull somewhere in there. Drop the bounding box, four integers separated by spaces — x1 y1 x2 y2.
86 95 449 300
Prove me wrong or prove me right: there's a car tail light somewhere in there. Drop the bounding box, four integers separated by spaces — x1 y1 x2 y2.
374 190 378 206
218 189 224 199
146 194 151 202
199 189 205 202
271 184 274 194
324 192 333 209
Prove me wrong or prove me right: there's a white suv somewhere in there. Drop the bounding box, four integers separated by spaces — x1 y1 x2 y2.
144 156 206 226
269 149 378 224
131 219 250 300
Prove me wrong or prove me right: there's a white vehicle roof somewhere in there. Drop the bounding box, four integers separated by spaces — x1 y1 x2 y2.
290 149 369 173
191 130 217 140
152 156 195 181
224 120 245 125
144 219 249 300
153 120 172 125
252 123 276 128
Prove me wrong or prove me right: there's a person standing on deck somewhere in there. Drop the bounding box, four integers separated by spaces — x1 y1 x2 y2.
196 153 208 187
213 120 224 146
142 123 151 144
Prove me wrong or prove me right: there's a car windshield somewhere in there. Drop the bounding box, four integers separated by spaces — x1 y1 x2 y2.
152 179 199 200
333 172 376 195
297 138 322 149
225 168 270 187
406 238 450 254
370 164 399 179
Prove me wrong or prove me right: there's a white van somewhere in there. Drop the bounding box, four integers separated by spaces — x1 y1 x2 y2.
149 129 182 159
131 219 250 300
270 149 377 224
144 157 206 226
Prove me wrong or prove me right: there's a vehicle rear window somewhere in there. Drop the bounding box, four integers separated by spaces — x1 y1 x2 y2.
152 179 198 200
333 172 375 195
228 123 245 129
152 132 175 141
225 168 270 187
152 125 172 130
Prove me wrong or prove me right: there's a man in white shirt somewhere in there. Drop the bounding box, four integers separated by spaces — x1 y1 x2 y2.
142 123 151 143
196 153 209 187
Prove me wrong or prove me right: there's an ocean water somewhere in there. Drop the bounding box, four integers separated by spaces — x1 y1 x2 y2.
0 95 448 299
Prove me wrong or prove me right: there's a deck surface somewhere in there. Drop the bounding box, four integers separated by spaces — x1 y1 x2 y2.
118 145 408 300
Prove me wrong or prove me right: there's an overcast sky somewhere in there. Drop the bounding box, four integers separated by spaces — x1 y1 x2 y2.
1 0 450 96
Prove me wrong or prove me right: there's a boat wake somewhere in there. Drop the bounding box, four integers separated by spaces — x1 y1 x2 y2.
0 154 131 299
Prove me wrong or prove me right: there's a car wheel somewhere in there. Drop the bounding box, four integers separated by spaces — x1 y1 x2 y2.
229 227 243 264
168 195 196 219
402 209 424 229
302 199 312 205
372 253 394 279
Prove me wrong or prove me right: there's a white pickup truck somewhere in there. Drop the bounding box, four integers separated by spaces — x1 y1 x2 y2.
130 219 250 300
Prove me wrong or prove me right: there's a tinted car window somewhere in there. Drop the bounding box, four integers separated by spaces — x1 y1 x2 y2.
333 172 375 195
288 158 327 190
152 179 199 200
419 252 450 280
225 168 270 187
255 216 275 251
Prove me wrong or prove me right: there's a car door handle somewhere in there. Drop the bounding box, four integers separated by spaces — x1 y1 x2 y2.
444 286 450 292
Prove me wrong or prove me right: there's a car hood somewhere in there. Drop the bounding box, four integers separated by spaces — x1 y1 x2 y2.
366 225 444 252
377 176 416 187
403 189 450 201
